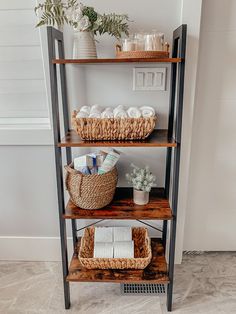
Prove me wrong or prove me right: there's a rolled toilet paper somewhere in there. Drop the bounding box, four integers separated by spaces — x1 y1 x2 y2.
113 241 134 258
113 227 132 242
94 227 113 243
94 242 113 258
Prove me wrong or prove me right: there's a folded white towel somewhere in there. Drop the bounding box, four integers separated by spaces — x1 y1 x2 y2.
91 104 103 113
76 111 89 118
80 105 91 115
101 108 114 118
89 110 101 118
127 107 142 118
114 109 128 118
140 106 155 118
113 241 134 258
113 227 132 242
94 242 113 258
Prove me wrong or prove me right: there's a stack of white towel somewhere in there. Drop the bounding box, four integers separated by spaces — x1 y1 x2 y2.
93 227 134 258
76 105 155 119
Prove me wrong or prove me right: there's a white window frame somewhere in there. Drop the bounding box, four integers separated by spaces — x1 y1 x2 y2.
0 25 53 145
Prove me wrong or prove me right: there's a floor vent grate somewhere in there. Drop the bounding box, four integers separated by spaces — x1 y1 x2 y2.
120 283 166 295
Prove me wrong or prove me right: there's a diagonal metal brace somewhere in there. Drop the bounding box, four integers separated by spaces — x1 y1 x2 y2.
136 219 163 233
76 219 105 232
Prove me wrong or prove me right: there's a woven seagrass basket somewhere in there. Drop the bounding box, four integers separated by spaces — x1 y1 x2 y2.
79 227 152 270
65 164 118 209
72 110 157 141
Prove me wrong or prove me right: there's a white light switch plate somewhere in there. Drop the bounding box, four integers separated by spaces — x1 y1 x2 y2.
133 67 166 91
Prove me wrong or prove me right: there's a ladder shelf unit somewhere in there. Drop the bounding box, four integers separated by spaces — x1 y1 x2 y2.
47 24 187 312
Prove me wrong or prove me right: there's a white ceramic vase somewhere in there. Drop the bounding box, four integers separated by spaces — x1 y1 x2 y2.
133 189 149 205
73 31 97 59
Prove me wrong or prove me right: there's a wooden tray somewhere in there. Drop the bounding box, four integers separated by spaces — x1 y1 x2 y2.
79 227 152 270
116 44 169 59
116 50 169 59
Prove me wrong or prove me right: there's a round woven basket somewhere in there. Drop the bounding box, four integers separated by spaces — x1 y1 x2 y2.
65 164 118 209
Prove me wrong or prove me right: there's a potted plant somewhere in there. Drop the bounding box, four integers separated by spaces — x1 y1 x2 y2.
126 164 156 205
35 1 129 59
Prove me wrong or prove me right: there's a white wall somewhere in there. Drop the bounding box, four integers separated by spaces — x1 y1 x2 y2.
183 0 236 250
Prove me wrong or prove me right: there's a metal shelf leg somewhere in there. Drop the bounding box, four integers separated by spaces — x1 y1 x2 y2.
47 27 71 309
54 146 71 309
167 217 177 311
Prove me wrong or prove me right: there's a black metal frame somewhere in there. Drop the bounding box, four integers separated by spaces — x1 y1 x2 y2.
47 24 187 312
165 24 187 311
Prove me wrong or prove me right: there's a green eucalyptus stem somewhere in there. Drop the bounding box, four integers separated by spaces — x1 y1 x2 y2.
35 0 129 39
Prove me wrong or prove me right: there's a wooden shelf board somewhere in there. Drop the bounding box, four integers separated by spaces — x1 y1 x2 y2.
53 58 181 64
67 238 169 283
64 187 172 220
59 129 176 148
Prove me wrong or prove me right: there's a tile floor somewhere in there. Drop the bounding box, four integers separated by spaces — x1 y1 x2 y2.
0 252 236 314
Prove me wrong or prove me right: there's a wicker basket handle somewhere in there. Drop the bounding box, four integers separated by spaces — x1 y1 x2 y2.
116 44 122 53
64 165 83 197
146 236 151 248
64 165 75 174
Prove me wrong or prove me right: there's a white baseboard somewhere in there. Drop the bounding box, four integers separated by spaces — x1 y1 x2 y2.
0 236 73 261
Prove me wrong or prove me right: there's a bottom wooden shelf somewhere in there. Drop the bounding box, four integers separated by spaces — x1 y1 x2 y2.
67 238 169 283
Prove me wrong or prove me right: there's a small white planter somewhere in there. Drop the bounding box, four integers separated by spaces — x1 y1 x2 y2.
73 31 97 59
133 189 149 205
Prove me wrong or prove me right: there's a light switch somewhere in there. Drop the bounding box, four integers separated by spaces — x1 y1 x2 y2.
133 67 166 91
146 72 154 86
136 72 144 87
155 72 163 86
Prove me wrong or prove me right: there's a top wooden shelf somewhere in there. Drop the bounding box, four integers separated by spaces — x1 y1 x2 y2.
52 58 182 64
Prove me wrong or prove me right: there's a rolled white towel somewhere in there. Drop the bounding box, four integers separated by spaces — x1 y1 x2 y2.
89 110 101 118
140 106 155 118
80 105 91 115
76 111 89 118
127 106 142 118
114 109 128 118
104 107 113 112
113 105 125 115
91 104 103 113
101 109 114 118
